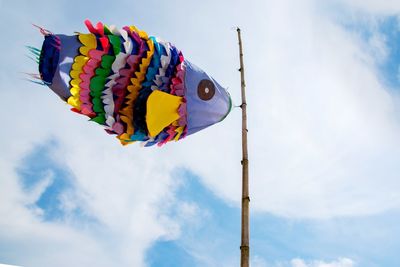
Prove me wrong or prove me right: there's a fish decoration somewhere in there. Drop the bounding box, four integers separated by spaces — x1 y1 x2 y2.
29 20 231 146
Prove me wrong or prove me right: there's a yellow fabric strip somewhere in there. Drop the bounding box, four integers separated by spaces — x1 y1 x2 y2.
118 27 154 142
174 126 184 141
129 26 148 39
67 34 96 110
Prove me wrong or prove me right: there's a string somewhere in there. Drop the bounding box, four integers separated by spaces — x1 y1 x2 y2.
32 23 53 36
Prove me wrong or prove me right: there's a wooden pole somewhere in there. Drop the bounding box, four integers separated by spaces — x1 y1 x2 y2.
237 27 250 267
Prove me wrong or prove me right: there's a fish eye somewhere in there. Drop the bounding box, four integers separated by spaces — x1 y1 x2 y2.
197 79 215 101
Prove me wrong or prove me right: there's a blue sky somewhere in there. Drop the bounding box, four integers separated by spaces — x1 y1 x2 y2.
1 0 400 267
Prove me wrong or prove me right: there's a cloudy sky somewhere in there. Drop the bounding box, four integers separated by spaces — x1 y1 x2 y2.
1 0 400 266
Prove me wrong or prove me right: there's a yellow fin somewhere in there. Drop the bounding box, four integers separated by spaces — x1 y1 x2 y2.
146 90 183 137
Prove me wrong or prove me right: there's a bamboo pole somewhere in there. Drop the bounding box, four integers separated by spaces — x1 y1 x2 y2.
237 27 250 267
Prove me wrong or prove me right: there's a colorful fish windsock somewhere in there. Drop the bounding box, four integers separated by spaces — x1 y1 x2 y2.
30 20 231 146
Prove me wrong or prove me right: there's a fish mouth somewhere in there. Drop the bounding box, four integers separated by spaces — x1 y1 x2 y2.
39 34 81 101
218 89 232 122
38 34 60 85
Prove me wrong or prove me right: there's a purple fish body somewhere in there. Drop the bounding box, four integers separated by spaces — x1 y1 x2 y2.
32 21 231 146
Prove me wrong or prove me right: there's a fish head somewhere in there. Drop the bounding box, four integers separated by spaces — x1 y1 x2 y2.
184 60 231 135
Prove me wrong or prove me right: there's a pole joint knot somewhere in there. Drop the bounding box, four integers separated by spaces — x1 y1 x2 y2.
242 196 250 202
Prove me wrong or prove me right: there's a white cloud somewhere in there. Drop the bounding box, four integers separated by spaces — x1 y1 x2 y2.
252 255 268 267
172 0 400 218
291 258 355 267
242 0 400 218
367 32 388 63
24 170 54 206
249 257 355 267
335 0 400 14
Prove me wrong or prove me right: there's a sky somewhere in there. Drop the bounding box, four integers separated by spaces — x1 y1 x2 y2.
0 0 400 266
